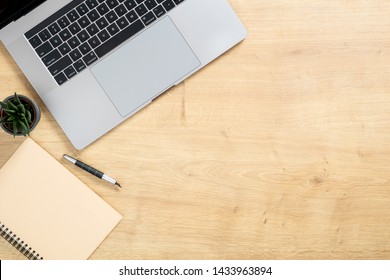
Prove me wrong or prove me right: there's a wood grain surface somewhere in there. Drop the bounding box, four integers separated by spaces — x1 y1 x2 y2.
1 0 390 259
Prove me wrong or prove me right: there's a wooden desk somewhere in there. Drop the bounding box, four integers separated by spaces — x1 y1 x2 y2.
1 0 390 260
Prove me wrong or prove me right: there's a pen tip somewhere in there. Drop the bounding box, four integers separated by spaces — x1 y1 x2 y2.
115 182 122 188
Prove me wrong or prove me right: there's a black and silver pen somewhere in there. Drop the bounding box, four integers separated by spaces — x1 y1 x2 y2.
63 154 122 188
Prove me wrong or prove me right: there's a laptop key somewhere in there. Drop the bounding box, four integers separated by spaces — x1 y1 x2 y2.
153 5 165 17
69 49 83 61
86 0 99 10
59 29 71 41
87 9 100 22
107 0 120 9
95 19 144 58
96 17 109 29
86 23 99 36
97 3 110 16
106 11 119 23
79 42 92 55
48 22 61 36
38 29 51 42
29 35 42 48
50 35 63 48
42 49 61 66
141 11 156 26
97 29 110 42
68 36 81 48
83 51 98 66
48 55 72 76
162 0 175 11
76 3 90 16
107 23 120 36
77 30 91 42
125 10 138 23
58 42 71 55
115 4 127 17
135 4 148 16
54 72 68 85
73 59 87 72
173 0 184 4
36 42 53 57
145 0 157 10
58 16 71 29
88 36 101 48
67 10 80 22
124 0 137 10
69 22 82 35
116 17 130 29
78 16 91 28
64 65 77 79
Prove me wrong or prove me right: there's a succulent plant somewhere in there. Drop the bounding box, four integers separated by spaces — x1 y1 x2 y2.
0 93 33 137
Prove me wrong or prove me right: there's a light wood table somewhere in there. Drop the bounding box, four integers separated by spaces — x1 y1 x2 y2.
1 0 390 259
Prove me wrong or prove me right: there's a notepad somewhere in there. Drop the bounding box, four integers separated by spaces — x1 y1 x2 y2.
0 138 122 260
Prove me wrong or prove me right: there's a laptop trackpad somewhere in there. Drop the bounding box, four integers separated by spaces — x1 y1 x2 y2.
91 17 200 117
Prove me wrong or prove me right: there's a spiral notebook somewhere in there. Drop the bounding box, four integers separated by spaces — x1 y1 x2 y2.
0 138 122 260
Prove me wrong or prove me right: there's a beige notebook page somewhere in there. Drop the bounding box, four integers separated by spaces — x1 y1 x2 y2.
0 138 122 259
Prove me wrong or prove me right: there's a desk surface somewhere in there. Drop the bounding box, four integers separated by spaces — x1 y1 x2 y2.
1 0 390 260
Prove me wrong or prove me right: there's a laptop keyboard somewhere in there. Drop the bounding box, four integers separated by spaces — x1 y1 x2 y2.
25 0 186 86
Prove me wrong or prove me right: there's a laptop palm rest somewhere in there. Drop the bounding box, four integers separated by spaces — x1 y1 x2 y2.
91 17 200 117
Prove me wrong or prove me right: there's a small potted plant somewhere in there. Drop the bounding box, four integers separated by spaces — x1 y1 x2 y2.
0 93 41 137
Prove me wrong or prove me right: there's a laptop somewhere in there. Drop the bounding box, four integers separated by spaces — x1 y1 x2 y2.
0 0 247 149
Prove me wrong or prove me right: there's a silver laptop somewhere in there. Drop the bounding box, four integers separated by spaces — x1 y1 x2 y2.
0 0 246 149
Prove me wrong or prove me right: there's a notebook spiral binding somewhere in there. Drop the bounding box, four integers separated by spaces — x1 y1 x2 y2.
0 222 43 260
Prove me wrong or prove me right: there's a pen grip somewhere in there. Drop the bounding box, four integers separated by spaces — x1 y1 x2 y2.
75 160 104 179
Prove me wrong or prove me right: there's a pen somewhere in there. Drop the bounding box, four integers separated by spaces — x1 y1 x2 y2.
63 154 122 188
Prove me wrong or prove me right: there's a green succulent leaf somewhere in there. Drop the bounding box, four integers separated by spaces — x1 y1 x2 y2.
12 120 18 137
7 100 18 111
0 101 7 108
26 110 32 122
14 93 21 105
18 120 29 136
3 109 16 114
17 104 26 114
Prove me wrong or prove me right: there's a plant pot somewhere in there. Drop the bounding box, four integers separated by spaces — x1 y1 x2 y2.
0 94 41 136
